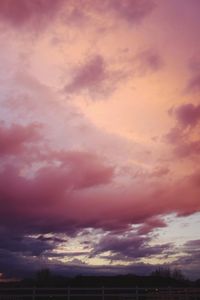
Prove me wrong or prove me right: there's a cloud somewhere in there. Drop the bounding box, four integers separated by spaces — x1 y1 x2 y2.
1 154 200 235
184 239 200 249
0 149 115 233
186 74 200 93
174 140 200 158
0 0 199 282
91 232 171 261
137 217 166 235
0 109 200 279
0 247 157 279
0 231 55 256
164 127 183 144
92 234 147 256
133 49 163 75
0 0 156 35
165 103 200 158
64 50 162 99
0 0 65 31
1 236 199 280
151 167 169 178
165 128 200 158
64 55 107 94
172 239 200 279
0 249 50 279
34 150 114 191
0 122 40 156
63 54 120 98
173 103 200 127
107 0 156 24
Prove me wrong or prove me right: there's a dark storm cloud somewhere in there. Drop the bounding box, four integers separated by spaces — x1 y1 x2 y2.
0 247 156 279
0 249 45 279
171 239 200 279
0 232 54 256
91 233 172 260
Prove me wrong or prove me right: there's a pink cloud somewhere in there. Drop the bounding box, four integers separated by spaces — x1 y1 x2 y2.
0 0 65 30
0 122 199 235
174 103 200 127
64 55 109 96
165 104 200 158
164 129 200 159
0 156 200 234
133 49 163 74
137 217 166 235
151 167 170 178
164 127 183 144
0 122 40 155
63 49 162 99
34 150 114 191
186 74 200 93
107 0 156 24
0 0 157 34
0 149 115 232
69 170 200 229
174 140 200 158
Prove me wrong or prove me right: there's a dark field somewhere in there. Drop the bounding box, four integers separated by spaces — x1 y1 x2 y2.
0 287 200 300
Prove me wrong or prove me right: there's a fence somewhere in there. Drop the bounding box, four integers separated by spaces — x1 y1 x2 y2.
0 287 200 300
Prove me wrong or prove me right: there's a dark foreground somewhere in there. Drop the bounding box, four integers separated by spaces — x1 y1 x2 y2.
0 287 200 300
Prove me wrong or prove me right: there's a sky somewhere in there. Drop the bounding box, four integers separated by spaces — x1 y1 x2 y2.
0 0 200 281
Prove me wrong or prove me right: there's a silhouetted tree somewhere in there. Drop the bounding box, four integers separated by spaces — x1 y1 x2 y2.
151 267 185 281
35 268 51 285
151 267 171 278
171 268 185 281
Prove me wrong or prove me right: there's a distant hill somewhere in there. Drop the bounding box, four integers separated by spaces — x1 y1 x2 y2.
1 268 200 288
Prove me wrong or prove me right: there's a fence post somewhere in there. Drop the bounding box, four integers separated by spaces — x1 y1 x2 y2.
102 286 105 300
136 286 139 300
67 286 70 300
168 286 172 300
32 287 35 300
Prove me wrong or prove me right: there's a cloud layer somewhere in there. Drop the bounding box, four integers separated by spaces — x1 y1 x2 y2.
0 0 200 280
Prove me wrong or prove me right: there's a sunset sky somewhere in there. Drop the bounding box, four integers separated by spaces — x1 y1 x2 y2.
0 0 200 280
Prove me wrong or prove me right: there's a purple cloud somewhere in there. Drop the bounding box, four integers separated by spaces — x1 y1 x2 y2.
0 232 55 256
91 233 171 260
63 54 123 98
186 74 200 93
0 122 40 155
174 103 200 127
165 103 200 158
64 55 107 95
133 49 163 75
107 0 156 24
0 0 65 31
